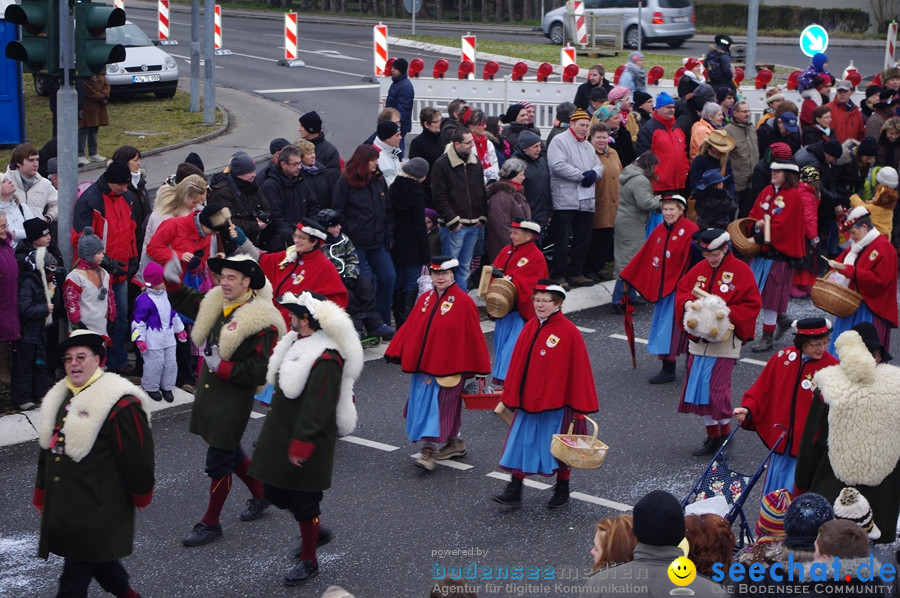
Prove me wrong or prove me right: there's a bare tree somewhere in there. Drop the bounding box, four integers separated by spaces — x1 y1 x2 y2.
869 0 900 32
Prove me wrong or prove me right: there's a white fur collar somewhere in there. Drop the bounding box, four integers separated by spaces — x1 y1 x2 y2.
38 373 151 463
190 280 286 360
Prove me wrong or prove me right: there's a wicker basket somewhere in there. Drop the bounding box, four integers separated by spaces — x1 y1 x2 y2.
461 378 501 410
727 218 761 258
485 278 516 318
551 415 608 469
811 274 862 318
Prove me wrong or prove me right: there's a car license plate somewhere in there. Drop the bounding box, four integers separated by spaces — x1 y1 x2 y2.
132 74 161 83
672 16 688 22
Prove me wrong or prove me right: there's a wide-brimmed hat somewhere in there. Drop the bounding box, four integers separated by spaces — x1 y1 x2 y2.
55 330 106 364
695 169 729 191
701 130 735 154
207 254 266 290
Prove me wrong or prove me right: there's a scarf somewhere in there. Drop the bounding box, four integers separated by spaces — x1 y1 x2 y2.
64 367 103 396
223 289 253 318
816 124 831 136
20 173 37 194
473 134 492 172
569 127 585 142
509 180 523 192
301 163 319 175
828 227 881 286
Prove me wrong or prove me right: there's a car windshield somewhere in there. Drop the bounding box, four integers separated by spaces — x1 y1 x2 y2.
106 23 154 48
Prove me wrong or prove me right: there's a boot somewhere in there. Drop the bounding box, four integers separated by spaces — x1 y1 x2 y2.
692 436 719 456
402 290 418 323
774 314 793 340
492 477 523 507
648 360 676 384
547 479 570 509
751 330 774 353
392 290 407 328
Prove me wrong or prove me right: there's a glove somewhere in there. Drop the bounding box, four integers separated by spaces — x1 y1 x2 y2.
176 330 188 343
187 249 204 272
135 340 148 354
205 345 222 373
100 256 127 277
231 225 247 246
580 170 597 188
491 266 503 278
164 257 183 284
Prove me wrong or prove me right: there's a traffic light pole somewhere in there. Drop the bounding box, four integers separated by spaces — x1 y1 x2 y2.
57 0 77 269
189 0 199 112
203 0 214 125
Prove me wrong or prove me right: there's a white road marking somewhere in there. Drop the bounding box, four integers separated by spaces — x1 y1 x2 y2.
486 471 550 490
254 83 378 94
480 320 495 333
570 492 632 511
413 454 474 470
609 333 647 345
249 411 265 419
739 358 768 366
576 326 596 333
340 435 399 452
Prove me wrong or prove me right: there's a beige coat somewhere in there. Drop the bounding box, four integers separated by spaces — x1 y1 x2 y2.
80 75 110 128
593 146 622 229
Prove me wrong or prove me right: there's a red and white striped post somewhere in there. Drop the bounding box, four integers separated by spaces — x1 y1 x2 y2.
570 1 587 46
284 13 298 60
114 0 124 10
561 44 576 80
214 4 222 50
885 21 897 70
157 0 169 41
461 34 476 79
374 23 388 77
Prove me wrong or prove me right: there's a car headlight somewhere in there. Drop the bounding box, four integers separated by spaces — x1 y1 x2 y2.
164 57 176 70
106 63 123 74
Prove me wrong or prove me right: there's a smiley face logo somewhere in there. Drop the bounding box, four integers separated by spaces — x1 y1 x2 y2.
668 556 696 587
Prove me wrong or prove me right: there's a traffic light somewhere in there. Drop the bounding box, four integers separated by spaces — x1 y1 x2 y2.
4 0 60 76
74 0 125 78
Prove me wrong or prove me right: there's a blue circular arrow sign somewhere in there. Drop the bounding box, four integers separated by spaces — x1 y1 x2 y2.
799 24 829 58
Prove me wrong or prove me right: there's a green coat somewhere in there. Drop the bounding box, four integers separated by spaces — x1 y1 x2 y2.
169 284 284 450
250 348 343 491
35 375 154 561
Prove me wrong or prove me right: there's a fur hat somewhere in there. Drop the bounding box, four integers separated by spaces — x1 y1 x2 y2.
696 228 730 250
229 151 255 176
46 157 58 175
858 136 878 157
299 111 323 134
811 53 828 71
755 489 792 542
77 226 104 263
833 487 881 540
207 254 266 290
876 165 898 188
633 91 653 108
517 130 541 150
392 57 408 74
883 65 900 82
198 203 228 230
143 261 165 287
377 120 401 141
24 217 50 243
654 91 675 109
632 490 685 547
104 161 131 185
783 493 834 550
402 157 429 179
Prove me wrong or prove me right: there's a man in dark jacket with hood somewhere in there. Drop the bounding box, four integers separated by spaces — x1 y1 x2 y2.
261 146 320 250
298 111 341 188
705 34 735 91
255 138 291 187
385 57 415 156
209 151 272 250
512 130 552 236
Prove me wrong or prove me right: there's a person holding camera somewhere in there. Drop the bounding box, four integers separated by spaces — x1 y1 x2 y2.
260 145 321 250
209 152 273 249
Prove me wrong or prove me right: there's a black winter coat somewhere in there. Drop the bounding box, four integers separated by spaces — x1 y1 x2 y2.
512 146 552 231
18 270 51 345
689 154 736 199
209 171 269 247
389 175 430 267
693 186 737 231
757 118 801 157
386 73 415 134
129 174 151 262
409 128 446 207
331 174 393 250
301 162 335 210
310 134 342 189
261 167 320 249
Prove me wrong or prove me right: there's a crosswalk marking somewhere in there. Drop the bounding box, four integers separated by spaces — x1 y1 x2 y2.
340 435 399 452
486 471 551 490
569 492 632 511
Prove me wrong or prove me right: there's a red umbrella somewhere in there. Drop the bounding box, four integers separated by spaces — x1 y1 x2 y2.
621 282 637 368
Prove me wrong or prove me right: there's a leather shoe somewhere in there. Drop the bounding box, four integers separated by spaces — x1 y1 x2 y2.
291 527 333 557
239 497 270 521
566 275 596 288
284 560 319 586
182 522 222 547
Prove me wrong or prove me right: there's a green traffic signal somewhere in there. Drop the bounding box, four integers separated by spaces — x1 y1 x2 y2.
74 1 126 77
4 0 60 75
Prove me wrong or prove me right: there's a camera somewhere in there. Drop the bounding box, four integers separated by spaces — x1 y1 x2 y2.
252 207 271 224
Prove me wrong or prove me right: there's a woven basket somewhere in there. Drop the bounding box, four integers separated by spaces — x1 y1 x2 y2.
461 378 501 410
551 415 608 469
811 274 862 318
485 278 517 318
727 218 761 258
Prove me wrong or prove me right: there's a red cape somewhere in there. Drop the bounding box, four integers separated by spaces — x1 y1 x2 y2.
749 185 806 259
491 241 549 321
384 282 490 377
740 347 839 456
501 310 599 414
835 234 899 327
676 251 761 342
259 248 349 325
620 216 698 301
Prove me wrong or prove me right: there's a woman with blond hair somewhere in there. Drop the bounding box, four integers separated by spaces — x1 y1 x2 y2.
138 174 208 280
590 514 637 573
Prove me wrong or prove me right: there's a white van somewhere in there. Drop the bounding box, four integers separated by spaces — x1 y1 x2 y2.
541 0 695 49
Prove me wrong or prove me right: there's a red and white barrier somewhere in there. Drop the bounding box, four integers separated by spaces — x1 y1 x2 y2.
158 0 169 40
285 13 298 60
570 1 587 46
561 44 576 81
214 4 222 50
461 35 476 79
885 22 897 70
374 23 388 77
114 0 124 10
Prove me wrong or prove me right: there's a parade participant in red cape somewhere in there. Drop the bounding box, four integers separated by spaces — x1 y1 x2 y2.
385 255 490 470
734 317 839 496
233 217 348 326
747 160 807 352
489 219 548 388
34 330 154 598
822 206 898 355
492 280 599 509
676 229 761 456
620 194 699 385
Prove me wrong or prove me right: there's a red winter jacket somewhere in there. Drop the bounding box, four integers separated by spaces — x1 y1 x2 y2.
635 111 689 192
145 212 214 276
827 100 865 143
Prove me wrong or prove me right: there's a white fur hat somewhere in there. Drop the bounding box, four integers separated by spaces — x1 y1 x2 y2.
833 487 881 540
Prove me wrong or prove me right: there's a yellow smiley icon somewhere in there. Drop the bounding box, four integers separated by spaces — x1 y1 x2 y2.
668 556 697 587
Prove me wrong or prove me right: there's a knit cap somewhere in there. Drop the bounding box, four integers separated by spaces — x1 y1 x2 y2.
299 111 323 134
857 136 878 157
876 166 899 188
783 492 834 550
77 227 104 263
229 151 255 176
607 86 629 102
105 161 131 184
833 487 881 540
184 152 205 172
143 261 165 287
823 139 843 159
693 84 716 104
517 130 541 150
24 217 50 243
755 489 791 542
377 120 401 141
769 142 793 161
654 92 675 109
811 53 828 71
632 490 685 547
401 157 429 179
269 138 291 155
633 91 653 108
500 104 525 124
392 57 408 74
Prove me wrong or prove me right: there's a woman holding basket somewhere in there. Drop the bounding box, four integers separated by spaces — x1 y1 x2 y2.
492 280 599 510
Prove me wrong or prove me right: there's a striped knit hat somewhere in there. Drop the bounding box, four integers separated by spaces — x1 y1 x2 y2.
833 487 881 540
755 488 791 542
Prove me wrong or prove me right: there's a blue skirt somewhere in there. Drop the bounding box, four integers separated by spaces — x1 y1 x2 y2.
763 452 796 496
645 212 663 239
751 256 774 294
648 292 675 355
492 311 525 382
405 373 441 442
499 408 565 476
682 355 715 406
828 302 873 355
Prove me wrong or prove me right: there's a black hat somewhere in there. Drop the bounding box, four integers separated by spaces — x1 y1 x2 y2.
296 216 328 241
269 138 291 155
279 290 327 322
105 161 131 185
429 255 459 272
56 330 106 364
693 84 716 104
392 57 408 74
857 136 878 157
316 208 341 228
783 493 834 550
633 91 653 108
714 34 733 48
185 152 205 172
851 321 892 362
632 490 686 547
589 87 608 102
198 203 228 230
865 84 883 100
660 193 688 210
696 228 730 250
823 140 844 159
175 162 205 184
207 254 266 290
299 111 323 134
377 120 401 141
24 217 50 243
793 317 831 338
500 104 525 124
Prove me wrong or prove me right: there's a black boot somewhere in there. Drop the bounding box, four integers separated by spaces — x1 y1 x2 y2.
692 436 719 456
548 479 570 509
402 290 418 324
648 360 676 384
774 314 793 340
492 477 523 507
392 290 407 328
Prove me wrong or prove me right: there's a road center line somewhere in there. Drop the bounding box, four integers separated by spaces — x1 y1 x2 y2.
340 435 399 452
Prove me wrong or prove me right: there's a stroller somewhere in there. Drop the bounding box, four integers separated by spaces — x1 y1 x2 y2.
681 426 787 547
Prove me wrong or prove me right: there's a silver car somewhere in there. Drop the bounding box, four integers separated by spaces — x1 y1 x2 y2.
541 0 695 49
104 21 179 98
